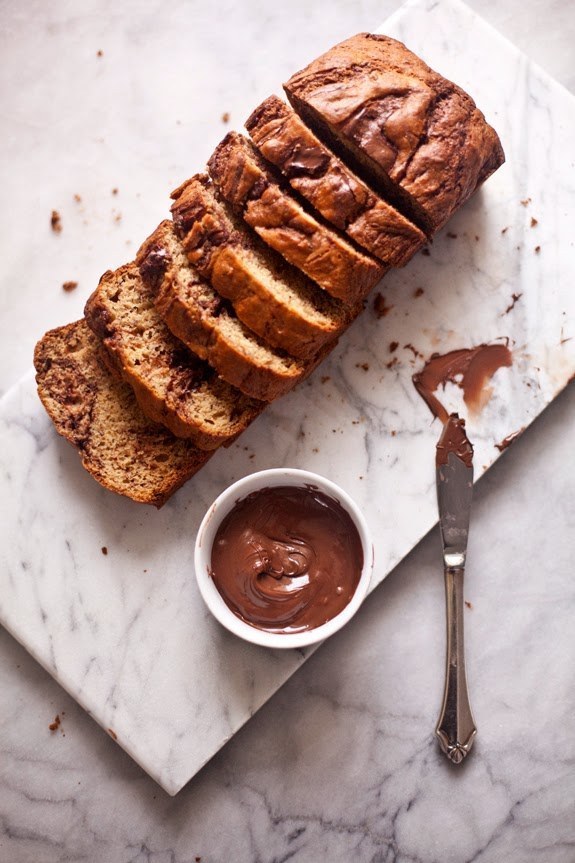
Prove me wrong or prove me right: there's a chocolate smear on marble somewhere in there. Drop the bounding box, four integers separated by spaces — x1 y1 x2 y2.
495 428 524 452
412 344 513 424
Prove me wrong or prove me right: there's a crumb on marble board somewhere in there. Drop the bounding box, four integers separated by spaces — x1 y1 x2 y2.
62 281 78 293
73 193 82 203
530 216 538 227
465 600 473 609
50 210 62 233
446 231 458 239
414 287 424 298
389 341 399 353
421 247 431 256
112 187 118 195
49 714 62 732
107 728 118 740
403 343 422 359
221 112 230 124
373 292 393 319
535 245 541 253
97 49 103 57
101 546 108 555
520 197 531 206
503 292 522 315
356 362 369 371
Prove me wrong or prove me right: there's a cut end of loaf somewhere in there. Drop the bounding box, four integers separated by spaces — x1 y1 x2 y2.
34 320 212 506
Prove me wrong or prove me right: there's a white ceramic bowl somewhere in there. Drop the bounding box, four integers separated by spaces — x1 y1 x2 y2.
194 468 374 649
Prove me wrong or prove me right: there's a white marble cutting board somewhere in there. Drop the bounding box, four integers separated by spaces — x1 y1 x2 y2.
0 0 574 796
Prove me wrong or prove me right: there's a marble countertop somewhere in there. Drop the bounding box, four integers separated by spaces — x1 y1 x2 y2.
1 0 573 860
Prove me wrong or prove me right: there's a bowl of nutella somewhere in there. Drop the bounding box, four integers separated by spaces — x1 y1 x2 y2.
194 468 374 648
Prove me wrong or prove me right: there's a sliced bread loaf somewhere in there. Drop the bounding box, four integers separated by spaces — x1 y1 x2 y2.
284 33 505 236
84 262 263 448
136 221 317 402
246 95 425 267
207 132 386 304
34 320 212 507
169 176 350 359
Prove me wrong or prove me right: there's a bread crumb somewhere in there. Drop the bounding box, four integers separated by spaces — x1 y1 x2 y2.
403 343 422 359
320 375 330 383
501 227 508 234
535 245 541 253
356 362 369 371
520 197 531 206
413 287 424 298
391 430 397 437
373 292 393 319
101 546 108 555
107 728 118 740
62 281 78 293
465 600 473 609
51 210 62 233
49 714 61 732
221 112 230 124
386 357 399 370
389 341 399 353
446 231 458 239
530 216 538 227
97 49 103 57
421 247 431 256
503 292 522 315
73 193 82 203
112 187 118 195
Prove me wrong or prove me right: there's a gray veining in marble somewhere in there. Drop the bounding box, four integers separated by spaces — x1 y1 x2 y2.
1 0 575 797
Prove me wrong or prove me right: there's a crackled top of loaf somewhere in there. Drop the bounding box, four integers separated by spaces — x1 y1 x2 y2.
208 132 386 303
246 94 425 266
284 33 505 233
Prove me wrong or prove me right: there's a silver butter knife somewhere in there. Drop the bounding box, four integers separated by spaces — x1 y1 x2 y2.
435 414 477 763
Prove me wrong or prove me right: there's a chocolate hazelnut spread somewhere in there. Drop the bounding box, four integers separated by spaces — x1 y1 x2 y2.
436 414 473 468
210 485 364 633
495 428 524 452
412 343 513 423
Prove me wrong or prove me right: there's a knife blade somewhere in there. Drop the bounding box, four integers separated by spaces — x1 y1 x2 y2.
435 414 477 763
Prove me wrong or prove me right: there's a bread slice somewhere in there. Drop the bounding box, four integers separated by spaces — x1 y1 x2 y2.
84 262 263 448
207 132 386 304
284 33 505 236
246 95 426 267
169 176 350 359
136 221 317 402
34 320 212 507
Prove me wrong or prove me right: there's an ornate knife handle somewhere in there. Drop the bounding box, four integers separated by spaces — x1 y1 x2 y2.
435 565 477 763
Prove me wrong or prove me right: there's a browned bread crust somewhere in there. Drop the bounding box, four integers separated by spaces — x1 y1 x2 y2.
207 132 386 303
84 261 263 448
34 320 212 507
137 219 316 402
246 95 426 266
169 176 350 359
284 33 505 235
